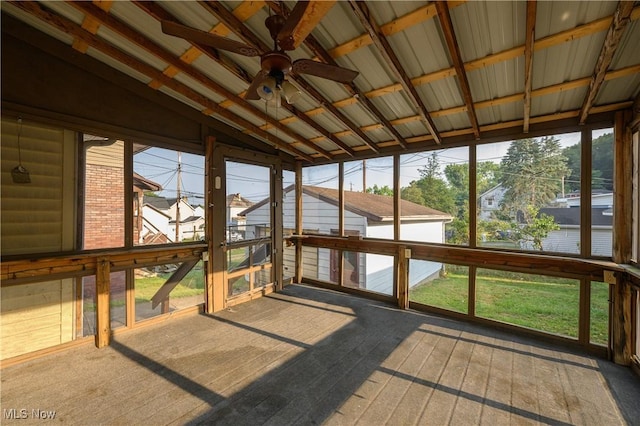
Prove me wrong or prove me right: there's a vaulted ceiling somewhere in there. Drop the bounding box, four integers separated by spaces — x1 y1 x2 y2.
2 1 640 163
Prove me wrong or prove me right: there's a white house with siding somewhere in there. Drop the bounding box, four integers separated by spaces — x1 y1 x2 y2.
538 207 612 256
242 185 452 294
478 184 507 220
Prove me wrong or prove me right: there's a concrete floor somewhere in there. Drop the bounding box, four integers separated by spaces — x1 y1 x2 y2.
2 284 639 425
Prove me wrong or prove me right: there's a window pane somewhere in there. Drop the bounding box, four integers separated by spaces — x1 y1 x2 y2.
109 271 127 329
134 261 204 322
590 281 609 346
83 136 124 249
80 276 96 338
341 252 393 295
283 170 296 281
591 128 614 257
399 149 465 244
301 164 339 235
476 133 579 253
344 157 395 240
228 161 270 242
476 269 579 338
134 148 204 245
409 262 468 314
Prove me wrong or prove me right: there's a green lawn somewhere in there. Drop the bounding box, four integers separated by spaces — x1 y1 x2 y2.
410 268 609 345
134 262 204 303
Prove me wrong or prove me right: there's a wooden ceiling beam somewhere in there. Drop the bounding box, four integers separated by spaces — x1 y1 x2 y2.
201 1 376 154
578 0 634 125
13 1 312 161
69 1 330 160
523 0 536 133
269 1 410 149
349 0 441 144
435 1 480 139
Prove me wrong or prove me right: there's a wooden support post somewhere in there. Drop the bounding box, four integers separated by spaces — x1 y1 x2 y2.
338 162 345 287
210 139 226 312
273 162 284 291
612 275 633 365
95 256 110 348
204 136 216 314
611 110 634 364
397 245 409 309
393 154 400 241
295 161 303 283
613 110 633 263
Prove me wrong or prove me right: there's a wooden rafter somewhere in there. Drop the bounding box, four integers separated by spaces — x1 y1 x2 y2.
348 0 441 144
578 0 635 125
70 2 331 158
284 1 336 50
329 1 466 58
332 5 640 114
200 0 380 154
72 0 112 53
435 1 480 139
68 1 327 160
11 1 313 161
268 1 410 149
523 0 537 133
145 0 264 89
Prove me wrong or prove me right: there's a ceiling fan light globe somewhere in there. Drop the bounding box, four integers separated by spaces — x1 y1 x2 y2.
257 76 277 101
282 81 301 104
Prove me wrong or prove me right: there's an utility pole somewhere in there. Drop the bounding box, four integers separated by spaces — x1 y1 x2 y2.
362 159 366 192
175 152 182 242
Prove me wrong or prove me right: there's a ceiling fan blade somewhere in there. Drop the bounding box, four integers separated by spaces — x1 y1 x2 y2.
277 1 310 50
161 20 260 57
292 59 359 83
245 70 268 100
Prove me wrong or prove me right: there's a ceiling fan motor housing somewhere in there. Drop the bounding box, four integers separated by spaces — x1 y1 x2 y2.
261 51 292 85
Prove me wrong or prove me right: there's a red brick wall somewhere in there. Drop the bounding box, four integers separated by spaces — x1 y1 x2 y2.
83 163 125 249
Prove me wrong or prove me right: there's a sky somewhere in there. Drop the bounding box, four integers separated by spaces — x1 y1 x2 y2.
133 128 613 206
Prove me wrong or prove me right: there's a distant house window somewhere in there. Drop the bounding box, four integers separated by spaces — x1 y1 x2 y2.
487 197 494 207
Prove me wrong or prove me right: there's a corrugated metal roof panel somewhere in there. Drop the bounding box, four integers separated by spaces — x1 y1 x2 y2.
2 3 76 46
451 1 525 62
416 77 464 111
597 77 640 106
532 87 588 117
611 19 640 69
535 1 617 38
467 57 524 102
367 92 416 122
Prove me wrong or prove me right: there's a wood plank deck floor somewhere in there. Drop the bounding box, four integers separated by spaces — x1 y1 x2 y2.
2 284 639 425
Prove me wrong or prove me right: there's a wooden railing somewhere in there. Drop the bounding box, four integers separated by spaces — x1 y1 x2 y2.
290 234 636 363
1 243 207 349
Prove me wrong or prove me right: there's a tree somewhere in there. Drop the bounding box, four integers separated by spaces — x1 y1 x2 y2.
514 206 560 250
499 136 569 219
592 132 614 191
366 184 393 197
401 153 456 215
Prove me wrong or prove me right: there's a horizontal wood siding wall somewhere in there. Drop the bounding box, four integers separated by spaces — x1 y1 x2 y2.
1 279 74 359
1 117 75 255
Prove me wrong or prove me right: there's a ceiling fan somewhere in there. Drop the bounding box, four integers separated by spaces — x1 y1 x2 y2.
161 2 359 105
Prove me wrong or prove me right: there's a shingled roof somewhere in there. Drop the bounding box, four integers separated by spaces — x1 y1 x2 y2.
242 185 451 223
